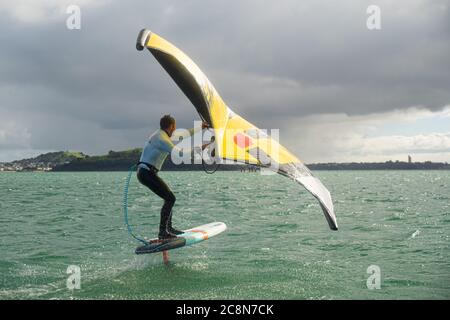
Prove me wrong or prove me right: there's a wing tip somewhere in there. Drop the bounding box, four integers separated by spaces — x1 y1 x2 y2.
327 218 339 231
136 28 152 51
320 202 339 231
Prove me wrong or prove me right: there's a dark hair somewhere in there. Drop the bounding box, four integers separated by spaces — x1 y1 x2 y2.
160 114 175 130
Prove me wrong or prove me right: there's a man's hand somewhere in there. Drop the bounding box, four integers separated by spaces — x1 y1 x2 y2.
201 142 212 150
201 121 210 129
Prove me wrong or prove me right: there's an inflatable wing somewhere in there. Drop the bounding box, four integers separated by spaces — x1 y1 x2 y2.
136 29 338 230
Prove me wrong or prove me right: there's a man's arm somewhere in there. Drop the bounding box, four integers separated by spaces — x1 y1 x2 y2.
159 132 197 156
160 122 211 158
172 122 210 140
160 136 212 159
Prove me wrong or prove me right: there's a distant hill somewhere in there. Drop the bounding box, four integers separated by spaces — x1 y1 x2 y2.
52 149 249 171
53 149 143 171
1 149 247 172
0 151 87 171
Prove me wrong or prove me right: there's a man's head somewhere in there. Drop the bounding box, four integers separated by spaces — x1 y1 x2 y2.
160 114 176 137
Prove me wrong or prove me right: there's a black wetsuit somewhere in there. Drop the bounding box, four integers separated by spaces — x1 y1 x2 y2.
136 164 176 238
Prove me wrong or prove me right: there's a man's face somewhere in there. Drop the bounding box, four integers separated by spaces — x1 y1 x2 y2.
167 121 176 137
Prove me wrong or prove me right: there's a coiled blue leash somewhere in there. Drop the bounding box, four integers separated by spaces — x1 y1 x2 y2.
123 164 148 245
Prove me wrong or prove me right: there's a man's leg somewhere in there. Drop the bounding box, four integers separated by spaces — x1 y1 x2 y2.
167 208 184 235
158 186 176 238
137 168 179 239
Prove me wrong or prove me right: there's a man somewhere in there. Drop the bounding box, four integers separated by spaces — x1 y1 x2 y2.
137 115 210 240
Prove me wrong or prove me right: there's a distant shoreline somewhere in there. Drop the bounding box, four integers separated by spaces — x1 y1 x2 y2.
2 168 450 173
1 150 449 172
2 164 449 172
307 161 450 170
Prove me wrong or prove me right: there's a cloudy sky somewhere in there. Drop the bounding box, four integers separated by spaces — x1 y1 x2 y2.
0 0 449 163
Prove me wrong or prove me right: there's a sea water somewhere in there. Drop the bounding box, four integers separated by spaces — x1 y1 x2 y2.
0 170 449 299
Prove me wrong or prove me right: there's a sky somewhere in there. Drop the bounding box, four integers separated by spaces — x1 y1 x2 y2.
0 0 449 163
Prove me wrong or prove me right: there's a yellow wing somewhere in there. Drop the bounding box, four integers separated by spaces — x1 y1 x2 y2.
136 29 338 230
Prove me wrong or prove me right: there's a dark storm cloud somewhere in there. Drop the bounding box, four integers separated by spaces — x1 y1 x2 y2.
0 0 449 159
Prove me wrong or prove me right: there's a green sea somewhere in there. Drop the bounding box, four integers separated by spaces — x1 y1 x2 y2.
0 170 449 299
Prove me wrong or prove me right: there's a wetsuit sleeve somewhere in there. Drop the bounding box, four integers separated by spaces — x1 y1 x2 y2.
159 132 195 156
158 134 177 153
173 126 202 140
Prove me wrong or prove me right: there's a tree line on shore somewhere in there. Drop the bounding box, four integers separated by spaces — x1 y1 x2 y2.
1 150 448 171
